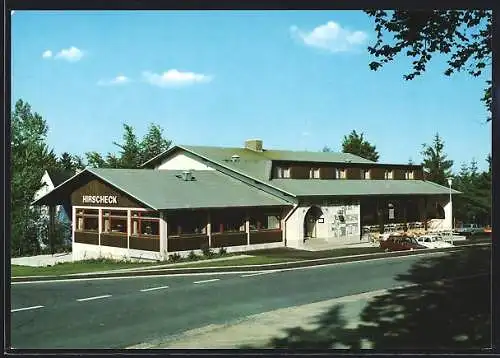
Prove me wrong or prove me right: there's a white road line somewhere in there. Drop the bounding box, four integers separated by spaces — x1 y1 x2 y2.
140 285 169 292
76 294 112 302
193 279 220 284
11 305 44 313
241 271 276 277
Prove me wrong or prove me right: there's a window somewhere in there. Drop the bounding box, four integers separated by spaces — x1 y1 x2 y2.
363 169 371 179
336 168 346 179
131 211 160 237
276 166 291 179
167 211 207 236
309 168 320 179
250 213 281 231
102 210 127 234
76 209 98 232
405 170 414 179
384 170 394 179
212 210 246 233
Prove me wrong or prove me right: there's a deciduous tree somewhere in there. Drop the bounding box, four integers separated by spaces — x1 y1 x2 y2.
11 99 57 256
85 123 172 169
365 10 492 120
140 123 172 164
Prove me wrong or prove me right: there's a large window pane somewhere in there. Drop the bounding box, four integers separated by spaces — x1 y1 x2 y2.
250 213 281 230
212 210 245 233
76 209 99 231
167 211 207 236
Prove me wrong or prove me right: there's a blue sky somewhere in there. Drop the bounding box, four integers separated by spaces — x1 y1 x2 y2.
11 10 491 172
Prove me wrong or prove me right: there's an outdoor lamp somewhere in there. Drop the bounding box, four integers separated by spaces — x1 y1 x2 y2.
447 177 453 244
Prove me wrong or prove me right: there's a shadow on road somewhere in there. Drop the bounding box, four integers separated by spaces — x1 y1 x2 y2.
242 247 491 351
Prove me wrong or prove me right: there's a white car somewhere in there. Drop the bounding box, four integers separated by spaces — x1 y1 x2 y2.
416 235 454 249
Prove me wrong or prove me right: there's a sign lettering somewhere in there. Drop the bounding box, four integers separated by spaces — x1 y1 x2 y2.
82 195 118 204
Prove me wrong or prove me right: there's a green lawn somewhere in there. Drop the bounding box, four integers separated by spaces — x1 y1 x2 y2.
13 241 488 277
166 246 384 268
173 255 292 268
247 246 383 260
11 259 162 277
11 246 384 277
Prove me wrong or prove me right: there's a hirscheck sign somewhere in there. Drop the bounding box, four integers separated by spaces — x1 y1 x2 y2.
82 195 118 204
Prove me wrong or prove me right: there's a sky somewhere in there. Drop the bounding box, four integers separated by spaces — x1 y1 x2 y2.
11 10 492 173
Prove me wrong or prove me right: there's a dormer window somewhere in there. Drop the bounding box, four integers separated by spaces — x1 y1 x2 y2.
336 168 346 179
363 169 371 179
384 170 393 179
405 170 414 180
309 168 320 179
276 166 291 179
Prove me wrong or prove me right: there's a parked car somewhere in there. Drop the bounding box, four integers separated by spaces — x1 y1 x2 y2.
416 235 454 249
379 236 427 252
455 224 485 236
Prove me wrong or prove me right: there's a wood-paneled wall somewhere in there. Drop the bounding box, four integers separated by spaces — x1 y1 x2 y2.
290 165 310 179
211 232 247 247
393 169 406 180
319 167 336 179
370 168 386 180
346 168 361 180
71 179 144 207
249 230 282 244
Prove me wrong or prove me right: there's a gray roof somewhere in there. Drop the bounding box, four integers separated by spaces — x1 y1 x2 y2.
181 145 375 164
139 145 459 200
34 168 291 210
143 145 375 175
271 179 461 197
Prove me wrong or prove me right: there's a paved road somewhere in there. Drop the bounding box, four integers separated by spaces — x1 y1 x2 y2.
9 251 484 349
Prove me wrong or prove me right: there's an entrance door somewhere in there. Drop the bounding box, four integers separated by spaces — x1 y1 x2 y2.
304 206 323 239
306 217 316 238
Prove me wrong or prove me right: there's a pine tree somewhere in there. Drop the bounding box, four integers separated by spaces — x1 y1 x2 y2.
420 133 453 186
341 130 380 162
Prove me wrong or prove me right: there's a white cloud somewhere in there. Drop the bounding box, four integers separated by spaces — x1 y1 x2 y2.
55 46 84 62
290 21 368 53
11 10 15 15
97 75 130 86
42 50 53 59
142 69 213 87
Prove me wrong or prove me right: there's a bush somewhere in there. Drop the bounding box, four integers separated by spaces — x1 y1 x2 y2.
218 247 227 256
201 244 214 258
188 250 198 261
168 253 182 262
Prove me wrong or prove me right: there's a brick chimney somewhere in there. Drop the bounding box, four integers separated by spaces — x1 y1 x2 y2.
245 139 263 152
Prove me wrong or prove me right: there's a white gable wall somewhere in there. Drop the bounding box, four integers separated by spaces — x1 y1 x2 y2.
33 171 54 202
156 152 214 171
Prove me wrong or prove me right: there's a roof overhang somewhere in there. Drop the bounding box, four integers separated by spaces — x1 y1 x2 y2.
31 168 156 210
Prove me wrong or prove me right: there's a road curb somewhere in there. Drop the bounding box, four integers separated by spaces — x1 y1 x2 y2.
11 242 489 283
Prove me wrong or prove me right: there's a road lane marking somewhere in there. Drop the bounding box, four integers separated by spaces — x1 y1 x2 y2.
11 305 44 313
193 279 220 284
11 272 248 285
140 285 169 292
241 271 276 277
76 294 112 302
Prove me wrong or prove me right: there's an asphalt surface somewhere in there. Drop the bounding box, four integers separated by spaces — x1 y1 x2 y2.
9 251 481 349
